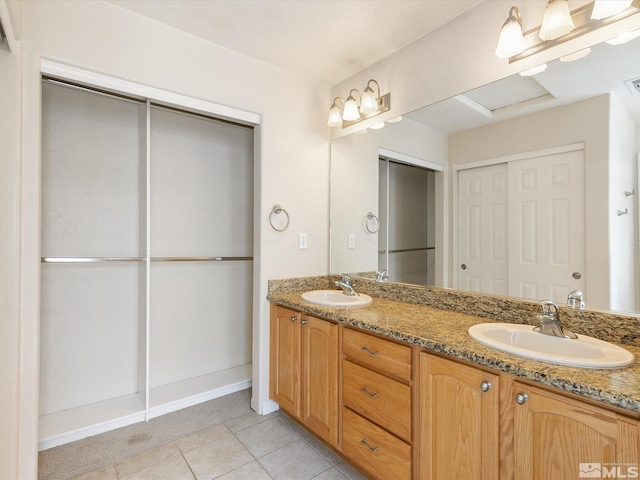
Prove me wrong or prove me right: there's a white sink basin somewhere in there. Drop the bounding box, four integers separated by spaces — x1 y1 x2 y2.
468 323 634 369
301 290 372 307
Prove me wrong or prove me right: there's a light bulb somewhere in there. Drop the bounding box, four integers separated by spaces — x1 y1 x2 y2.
539 0 575 41
495 7 525 59
342 95 360 121
327 105 342 127
591 0 632 20
360 87 378 115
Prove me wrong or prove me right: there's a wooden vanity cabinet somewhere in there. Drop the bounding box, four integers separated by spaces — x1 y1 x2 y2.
341 327 413 480
505 380 640 480
417 353 500 480
269 304 338 446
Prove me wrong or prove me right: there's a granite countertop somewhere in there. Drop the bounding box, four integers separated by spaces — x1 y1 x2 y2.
268 291 640 415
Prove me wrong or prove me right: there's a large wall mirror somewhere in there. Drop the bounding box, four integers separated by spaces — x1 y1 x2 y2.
330 32 640 315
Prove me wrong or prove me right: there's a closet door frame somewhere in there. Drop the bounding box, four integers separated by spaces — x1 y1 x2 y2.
35 61 261 450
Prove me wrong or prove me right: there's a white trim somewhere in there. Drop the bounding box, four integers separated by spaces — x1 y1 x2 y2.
148 380 252 420
378 147 444 172
454 142 585 171
252 398 280 415
0 0 17 53
40 59 262 126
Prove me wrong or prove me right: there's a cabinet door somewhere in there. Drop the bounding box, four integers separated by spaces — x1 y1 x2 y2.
270 305 301 417
511 381 639 480
302 315 338 446
418 353 500 480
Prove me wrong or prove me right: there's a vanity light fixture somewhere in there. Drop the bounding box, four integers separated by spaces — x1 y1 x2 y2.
539 0 575 41
496 1 640 62
495 6 526 58
369 122 385 130
327 78 390 128
591 0 633 20
387 116 403 123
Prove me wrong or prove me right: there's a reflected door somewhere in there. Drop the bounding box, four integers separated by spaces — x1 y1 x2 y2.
458 149 585 302
458 164 509 295
508 150 586 301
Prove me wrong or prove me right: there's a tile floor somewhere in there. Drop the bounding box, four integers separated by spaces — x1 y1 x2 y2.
71 411 368 480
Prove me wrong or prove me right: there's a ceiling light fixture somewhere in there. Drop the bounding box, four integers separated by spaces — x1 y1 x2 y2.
496 1 640 63
559 47 591 62
591 0 633 20
495 7 526 58
327 79 390 128
539 0 575 41
605 27 640 44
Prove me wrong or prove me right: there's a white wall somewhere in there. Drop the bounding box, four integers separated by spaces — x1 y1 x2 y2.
448 95 611 309
0 19 22 480
4 1 330 476
609 96 637 312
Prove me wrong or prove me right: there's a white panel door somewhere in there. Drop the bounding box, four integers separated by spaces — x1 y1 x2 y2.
508 150 585 302
458 164 509 295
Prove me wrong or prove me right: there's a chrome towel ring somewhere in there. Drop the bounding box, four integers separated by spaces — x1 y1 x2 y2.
365 212 380 233
269 204 290 231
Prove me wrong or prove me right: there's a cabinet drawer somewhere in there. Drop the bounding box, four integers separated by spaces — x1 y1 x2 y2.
343 360 411 441
342 407 411 480
342 328 411 381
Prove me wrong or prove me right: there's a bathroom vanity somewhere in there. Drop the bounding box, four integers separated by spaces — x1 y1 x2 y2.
268 277 640 480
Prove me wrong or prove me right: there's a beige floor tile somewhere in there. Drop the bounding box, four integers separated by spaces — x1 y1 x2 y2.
183 434 253 480
258 439 331 480
225 411 275 433
216 460 273 480
335 461 369 480
115 443 181 478
120 455 195 480
71 465 118 480
175 423 232 453
302 435 341 465
311 467 350 480
235 417 300 458
276 413 311 437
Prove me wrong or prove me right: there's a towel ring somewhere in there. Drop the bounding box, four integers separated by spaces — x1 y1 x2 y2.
269 204 290 232
365 212 380 233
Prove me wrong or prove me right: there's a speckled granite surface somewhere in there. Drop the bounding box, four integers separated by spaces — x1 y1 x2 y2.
268 275 640 348
267 286 640 415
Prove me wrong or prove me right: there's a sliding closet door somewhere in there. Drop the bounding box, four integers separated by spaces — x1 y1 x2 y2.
148 107 253 409
40 82 146 439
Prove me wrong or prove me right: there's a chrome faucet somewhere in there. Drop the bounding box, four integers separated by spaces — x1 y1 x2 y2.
376 270 389 282
335 273 358 296
567 289 585 309
533 300 577 339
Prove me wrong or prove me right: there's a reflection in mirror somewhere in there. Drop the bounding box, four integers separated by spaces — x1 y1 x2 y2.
330 33 640 314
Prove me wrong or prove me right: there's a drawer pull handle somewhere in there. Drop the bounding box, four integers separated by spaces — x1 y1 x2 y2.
360 438 379 452
361 346 380 355
361 387 380 398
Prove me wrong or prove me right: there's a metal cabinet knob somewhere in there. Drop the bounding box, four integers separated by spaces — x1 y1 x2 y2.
301 319 308 325
290 316 297 322
515 392 529 405
480 381 492 392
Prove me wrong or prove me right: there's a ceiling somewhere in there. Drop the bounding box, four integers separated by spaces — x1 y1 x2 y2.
105 0 483 86
406 32 640 133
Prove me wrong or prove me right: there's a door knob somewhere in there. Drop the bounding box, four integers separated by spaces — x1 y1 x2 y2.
461 264 467 270
572 272 582 279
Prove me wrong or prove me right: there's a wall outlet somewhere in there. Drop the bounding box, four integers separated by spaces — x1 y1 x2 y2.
348 233 356 249
298 233 308 250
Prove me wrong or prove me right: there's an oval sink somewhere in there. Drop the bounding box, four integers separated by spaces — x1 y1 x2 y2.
301 290 372 307
468 323 634 369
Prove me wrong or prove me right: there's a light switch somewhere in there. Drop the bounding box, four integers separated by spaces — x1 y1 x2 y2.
348 234 356 249
298 233 308 250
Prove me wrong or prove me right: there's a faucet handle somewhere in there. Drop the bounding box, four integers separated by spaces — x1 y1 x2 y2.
538 300 559 316
567 290 585 309
341 273 352 284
